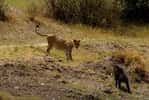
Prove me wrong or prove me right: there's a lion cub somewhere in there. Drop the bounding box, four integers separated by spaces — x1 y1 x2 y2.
35 24 80 61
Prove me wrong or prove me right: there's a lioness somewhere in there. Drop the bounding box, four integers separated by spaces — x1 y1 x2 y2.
35 24 80 61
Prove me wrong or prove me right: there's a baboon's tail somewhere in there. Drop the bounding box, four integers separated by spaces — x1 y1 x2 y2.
35 24 48 37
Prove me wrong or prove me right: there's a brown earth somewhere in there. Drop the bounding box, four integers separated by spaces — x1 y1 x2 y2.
0 54 149 100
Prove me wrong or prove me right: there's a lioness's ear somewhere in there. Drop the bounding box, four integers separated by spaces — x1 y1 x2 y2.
35 22 40 27
73 40 77 42
36 24 39 28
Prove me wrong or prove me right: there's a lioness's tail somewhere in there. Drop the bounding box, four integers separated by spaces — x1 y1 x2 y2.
35 24 48 37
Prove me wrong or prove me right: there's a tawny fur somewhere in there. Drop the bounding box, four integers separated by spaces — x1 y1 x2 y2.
35 24 80 61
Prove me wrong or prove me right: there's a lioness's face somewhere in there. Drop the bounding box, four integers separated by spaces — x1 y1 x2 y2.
73 40 80 49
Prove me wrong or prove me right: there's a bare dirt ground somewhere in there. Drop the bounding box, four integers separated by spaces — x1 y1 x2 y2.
0 55 102 100
0 53 149 100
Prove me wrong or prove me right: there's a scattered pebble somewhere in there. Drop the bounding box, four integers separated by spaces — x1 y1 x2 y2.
40 83 45 86
14 86 19 90
103 87 113 94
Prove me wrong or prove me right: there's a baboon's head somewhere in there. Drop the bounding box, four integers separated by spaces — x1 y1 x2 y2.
111 56 125 65
73 39 80 49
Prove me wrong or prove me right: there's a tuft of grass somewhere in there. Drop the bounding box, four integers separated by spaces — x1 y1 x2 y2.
6 0 30 10
113 49 149 82
113 49 145 66
0 91 14 100
50 47 100 66
0 46 45 59
0 44 100 64
0 91 41 100
67 80 97 93
6 0 45 14
16 96 41 100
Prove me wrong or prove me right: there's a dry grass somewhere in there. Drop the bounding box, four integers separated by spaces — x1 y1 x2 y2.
0 45 100 66
112 49 149 82
0 1 149 100
113 49 145 66
0 46 45 60
0 91 41 100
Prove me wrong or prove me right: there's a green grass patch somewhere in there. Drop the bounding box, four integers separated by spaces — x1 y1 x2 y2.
67 80 97 93
0 91 41 100
50 47 100 66
5 0 45 11
6 0 30 10
0 46 45 59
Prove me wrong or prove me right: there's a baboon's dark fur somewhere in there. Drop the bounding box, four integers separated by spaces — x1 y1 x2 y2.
113 63 131 93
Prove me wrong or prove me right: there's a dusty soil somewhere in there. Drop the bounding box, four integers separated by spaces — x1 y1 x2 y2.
0 54 148 100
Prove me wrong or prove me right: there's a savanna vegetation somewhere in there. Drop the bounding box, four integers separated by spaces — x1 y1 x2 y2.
0 0 149 100
0 0 7 21
46 0 149 27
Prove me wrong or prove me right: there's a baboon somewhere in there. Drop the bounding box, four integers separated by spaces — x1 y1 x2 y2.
113 63 131 93
35 24 80 61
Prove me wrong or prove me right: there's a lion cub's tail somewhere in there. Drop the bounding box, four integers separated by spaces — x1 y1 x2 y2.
35 24 48 37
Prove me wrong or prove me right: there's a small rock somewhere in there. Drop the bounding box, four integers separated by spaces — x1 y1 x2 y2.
54 74 61 79
40 83 45 86
52 98 55 100
58 59 63 62
83 94 99 100
58 79 67 84
61 80 67 84
14 86 19 90
103 87 113 94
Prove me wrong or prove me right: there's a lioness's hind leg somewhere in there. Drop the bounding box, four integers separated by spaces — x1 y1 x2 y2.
47 46 50 53
65 49 73 61
46 43 53 55
69 49 73 61
65 50 71 61
65 51 69 61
